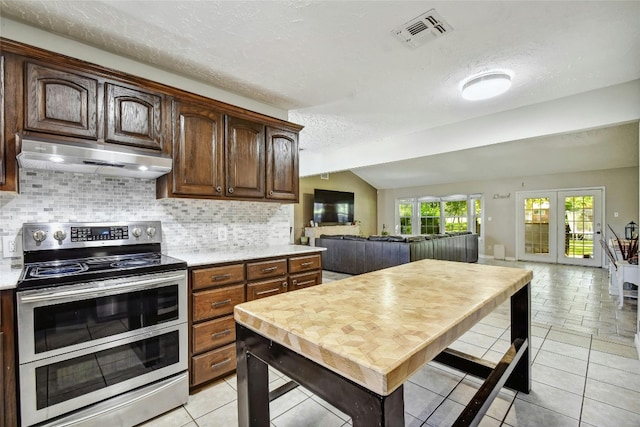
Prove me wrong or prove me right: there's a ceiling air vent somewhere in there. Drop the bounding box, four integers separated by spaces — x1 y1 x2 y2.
392 9 453 49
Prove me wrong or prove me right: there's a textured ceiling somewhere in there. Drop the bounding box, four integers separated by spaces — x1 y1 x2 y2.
1 1 639 188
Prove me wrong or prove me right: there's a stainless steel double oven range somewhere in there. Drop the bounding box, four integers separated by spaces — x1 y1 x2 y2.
16 221 188 427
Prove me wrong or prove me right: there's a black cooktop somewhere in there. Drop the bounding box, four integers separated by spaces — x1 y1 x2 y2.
18 252 187 290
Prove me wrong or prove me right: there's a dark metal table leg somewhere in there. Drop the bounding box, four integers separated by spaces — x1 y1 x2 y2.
506 282 531 393
235 323 404 427
237 333 269 427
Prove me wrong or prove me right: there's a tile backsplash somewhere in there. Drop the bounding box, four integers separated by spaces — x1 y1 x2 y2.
0 169 292 260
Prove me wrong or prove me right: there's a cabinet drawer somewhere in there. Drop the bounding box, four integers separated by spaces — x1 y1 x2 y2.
192 264 245 290
289 254 322 273
289 271 322 291
191 343 236 386
192 284 244 322
247 277 288 301
246 259 287 280
192 315 236 354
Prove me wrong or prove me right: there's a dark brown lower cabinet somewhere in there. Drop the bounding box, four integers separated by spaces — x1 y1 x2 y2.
188 252 322 391
1 290 17 427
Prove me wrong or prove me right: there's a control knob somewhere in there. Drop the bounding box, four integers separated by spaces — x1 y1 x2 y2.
132 227 142 238
146 226 157 238
53 230 67 242
32 230 47 243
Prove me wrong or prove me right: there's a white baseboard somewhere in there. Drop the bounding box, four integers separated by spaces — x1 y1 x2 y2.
479 254 516 261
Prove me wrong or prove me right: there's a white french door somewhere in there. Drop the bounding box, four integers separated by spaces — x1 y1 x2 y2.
517 189 603 267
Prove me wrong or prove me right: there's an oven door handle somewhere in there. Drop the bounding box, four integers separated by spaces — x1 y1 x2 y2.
19 274 185 302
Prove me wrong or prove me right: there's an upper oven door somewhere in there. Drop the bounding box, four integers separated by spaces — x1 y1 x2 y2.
17 270 187 364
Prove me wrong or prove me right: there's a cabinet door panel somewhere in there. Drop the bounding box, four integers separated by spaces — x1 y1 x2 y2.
192 263 245 290
172 101 225 196
266 127 298 201
25 62 98 139
1 55 4 186
192 284 244 322
289 271 322 291
192 315 236 354
191 343 236 386
0 331 4 427
225 116 265 198
289 254 322 273
246 259 287 281
247 278 288 301
105 84 163 150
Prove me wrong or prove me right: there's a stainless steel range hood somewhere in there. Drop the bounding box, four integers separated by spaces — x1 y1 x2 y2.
16 135 172 179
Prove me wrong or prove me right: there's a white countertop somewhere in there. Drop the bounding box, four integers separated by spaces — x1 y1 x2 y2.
169 244 325 267
0 244 324 290
0 258 23 291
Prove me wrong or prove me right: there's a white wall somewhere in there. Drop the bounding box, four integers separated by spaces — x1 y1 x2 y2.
378 166 639 260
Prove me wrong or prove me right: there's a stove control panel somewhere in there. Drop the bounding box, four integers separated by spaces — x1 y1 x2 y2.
70 226 128 242
22 221 163 251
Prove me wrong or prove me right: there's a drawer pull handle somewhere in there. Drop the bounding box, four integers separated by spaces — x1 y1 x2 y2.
212 299 231 308
228 187 234 194
211 358 231 370
299 262 313 267
211 329 231 339
296 280 312 287
261 266 278 273
282 282 288 288
216 186 222 193
256 288 279 296
212 273 231 281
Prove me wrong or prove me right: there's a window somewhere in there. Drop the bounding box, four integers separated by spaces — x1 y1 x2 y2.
419 200 440 234
395 194 483 236
471 196 482 237
398 199 414 234
443 199 468 232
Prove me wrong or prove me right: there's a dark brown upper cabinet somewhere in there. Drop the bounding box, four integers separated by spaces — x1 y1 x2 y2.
25 61 99 139
170 99 225 197
1 55 5 186
105 83 164 150
24 62 166 151
1 38 303 200
266 127 298 202
225 116 265 199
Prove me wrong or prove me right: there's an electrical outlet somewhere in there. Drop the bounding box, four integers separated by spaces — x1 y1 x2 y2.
217 226 228 241
3 236 21 258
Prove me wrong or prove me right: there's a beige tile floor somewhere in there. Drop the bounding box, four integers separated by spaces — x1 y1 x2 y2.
141 260 640 427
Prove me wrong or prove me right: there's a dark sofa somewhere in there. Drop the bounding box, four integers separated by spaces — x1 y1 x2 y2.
315 232 478 275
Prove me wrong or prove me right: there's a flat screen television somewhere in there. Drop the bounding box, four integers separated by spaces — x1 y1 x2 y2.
313 189 354 225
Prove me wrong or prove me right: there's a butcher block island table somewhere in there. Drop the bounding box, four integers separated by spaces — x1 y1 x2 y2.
234 259 533 427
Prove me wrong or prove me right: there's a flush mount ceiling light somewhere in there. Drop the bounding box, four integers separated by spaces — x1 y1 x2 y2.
461 71 513 101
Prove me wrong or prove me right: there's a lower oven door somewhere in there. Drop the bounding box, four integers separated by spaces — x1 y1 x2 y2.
19 322 188 427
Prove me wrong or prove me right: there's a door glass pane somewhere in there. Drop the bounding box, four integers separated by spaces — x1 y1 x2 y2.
398 200 413 234
524 198 550 255
35 330 179 409
33 285 179 354
443 200 468 232
473 198 482 237
564 195 594 259
419 201 440 234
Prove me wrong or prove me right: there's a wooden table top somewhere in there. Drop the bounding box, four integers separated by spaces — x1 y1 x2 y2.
234 259 533 395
